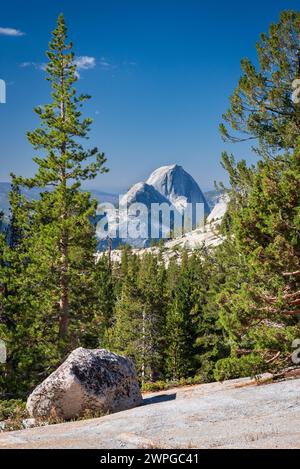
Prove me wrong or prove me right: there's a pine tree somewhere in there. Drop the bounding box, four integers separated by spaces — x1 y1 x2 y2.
137 253 167 381
94 254 115 337
214 150 300 379
110 252 145 377
214 10 300 378
18 13 107 338
220 10 300 156
0 210 8 348
165 256 189 380
165 297 190 380
1 15 108 396
110 251 167 384
165 252 201 380
7 177 24 250
0 178 36 397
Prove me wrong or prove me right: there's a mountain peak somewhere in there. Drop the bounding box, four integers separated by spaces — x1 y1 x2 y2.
120 181 170 207
94 164 211 249
146 164 182 182
146 164 210 214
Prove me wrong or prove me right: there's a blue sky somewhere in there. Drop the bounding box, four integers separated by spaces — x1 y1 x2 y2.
0 0 299 193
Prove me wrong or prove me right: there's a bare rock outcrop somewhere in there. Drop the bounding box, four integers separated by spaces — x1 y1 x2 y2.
26 348 142 420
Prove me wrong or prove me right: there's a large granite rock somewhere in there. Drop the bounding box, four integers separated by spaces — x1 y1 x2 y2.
26 348 142 420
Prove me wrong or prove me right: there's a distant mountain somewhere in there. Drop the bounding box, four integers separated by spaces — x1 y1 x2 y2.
0 183 11 215
1 170 217 251
96 196 229 264
203 188 223 210
96 182 176 250
0 183 41 215
96 164 211 249
0 182 117 215
120 182 171 208
88 189 118 206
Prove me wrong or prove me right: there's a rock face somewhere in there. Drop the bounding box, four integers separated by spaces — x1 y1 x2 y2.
95 192 228 265
147 164 210 215
27 348 143 420
206 194 229 223
96 164 211 249
120 181 171 208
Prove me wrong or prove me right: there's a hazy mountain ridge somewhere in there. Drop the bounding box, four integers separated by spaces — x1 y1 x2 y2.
0 182 117 216
0 170 216 249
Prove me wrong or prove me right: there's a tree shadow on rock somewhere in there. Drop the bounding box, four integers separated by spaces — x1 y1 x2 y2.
142 393 177 406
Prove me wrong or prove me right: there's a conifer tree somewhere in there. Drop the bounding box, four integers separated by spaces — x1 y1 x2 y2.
0 178 36 396
0 210 7 347
165 256 189 380
17 13 107 340
110 253 145 377
215 10 300 378
137 253 167 380
1 15 108 395
214 149 300 379
165 252 200 380
220 10 300 155
94 254 115 335
110 251 167 383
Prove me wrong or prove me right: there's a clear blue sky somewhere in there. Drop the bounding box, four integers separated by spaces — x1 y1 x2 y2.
0 0 299 193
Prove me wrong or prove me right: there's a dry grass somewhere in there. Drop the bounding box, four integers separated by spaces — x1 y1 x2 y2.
234 376 273 389
139 439 198 449
0 401 110 433
244 428 279 443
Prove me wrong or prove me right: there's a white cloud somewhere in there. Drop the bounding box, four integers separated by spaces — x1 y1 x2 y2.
20 56 96 80
0 27 25 37
123 60 137 67
74 56 96 70
99 57 116 71
20 62 46 71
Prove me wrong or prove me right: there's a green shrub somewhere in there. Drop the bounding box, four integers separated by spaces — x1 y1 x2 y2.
0 400 27 421
213 354 265 381
141 376 203 393
141 381 170 392
0 400 29 431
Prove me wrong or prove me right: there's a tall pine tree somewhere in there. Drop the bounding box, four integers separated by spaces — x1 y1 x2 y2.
1 14 108 396
215 10 300 378
18 13 107 339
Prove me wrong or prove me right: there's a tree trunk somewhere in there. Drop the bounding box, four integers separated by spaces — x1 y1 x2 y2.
141 310 146 385
58 229 69 338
